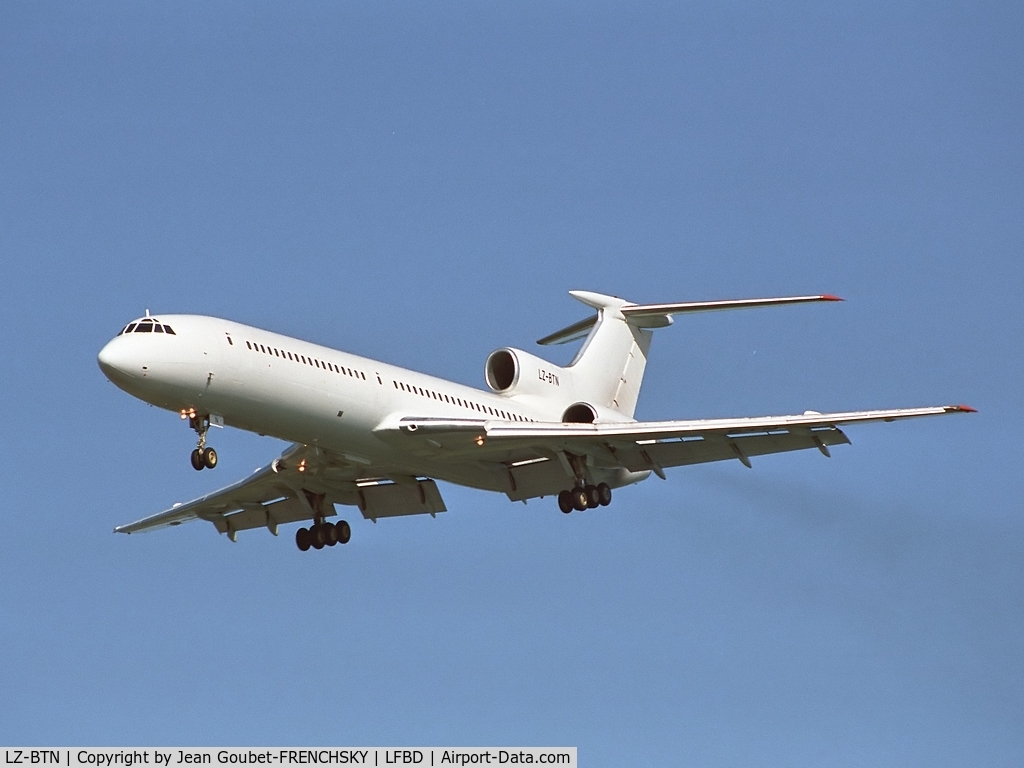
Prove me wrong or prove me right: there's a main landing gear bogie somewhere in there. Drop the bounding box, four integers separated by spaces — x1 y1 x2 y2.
558 483 612 514
295 520 352 552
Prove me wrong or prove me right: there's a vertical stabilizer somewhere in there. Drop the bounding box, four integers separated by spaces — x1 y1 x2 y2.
551 291 652 419
537 290 843 420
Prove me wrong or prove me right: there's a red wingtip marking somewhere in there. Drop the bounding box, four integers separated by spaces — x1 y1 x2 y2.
820 294 845 302
952 404 977 413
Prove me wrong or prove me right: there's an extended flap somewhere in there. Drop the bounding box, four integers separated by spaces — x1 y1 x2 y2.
357 479 447 521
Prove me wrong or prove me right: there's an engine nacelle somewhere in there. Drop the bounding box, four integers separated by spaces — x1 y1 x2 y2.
485 348 634 422
485 347 572 399
560 401 633 424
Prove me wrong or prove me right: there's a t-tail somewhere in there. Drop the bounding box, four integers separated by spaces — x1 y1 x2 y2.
536 290 844 419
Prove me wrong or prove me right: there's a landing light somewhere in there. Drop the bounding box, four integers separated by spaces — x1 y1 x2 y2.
298 459 307 473
475 435 485 446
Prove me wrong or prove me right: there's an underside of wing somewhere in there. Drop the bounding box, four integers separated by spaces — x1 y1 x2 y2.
114 460 290 534
617 423 850 474
382 405 975 482
115 443 447 539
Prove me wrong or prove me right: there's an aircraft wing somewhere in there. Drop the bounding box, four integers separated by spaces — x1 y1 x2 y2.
380 405 976 476
115 443 446 539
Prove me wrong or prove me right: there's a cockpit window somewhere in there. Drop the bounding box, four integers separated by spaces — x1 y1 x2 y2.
119 318 176 335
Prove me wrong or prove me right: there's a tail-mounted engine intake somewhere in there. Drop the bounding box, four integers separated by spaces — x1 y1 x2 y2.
485 348 519 392
561 402 597 423
485 347 573 399
560 401 632 424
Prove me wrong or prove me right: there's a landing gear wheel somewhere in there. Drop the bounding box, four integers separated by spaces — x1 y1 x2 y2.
558 490 574 514
187 413 215 470
295 527 311 552
335 520 351 544
324 523 339 547
585 484 601 509
597 483 612 507
201 446 218 469
310 524 326 550
572 487 589 512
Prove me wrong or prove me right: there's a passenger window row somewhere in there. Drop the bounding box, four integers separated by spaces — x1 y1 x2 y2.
118 320 176 335
244 340 366 380
392 380 531 422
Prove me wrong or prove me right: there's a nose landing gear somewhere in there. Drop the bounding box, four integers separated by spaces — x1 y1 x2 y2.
190 447 218 470
184 411 217 471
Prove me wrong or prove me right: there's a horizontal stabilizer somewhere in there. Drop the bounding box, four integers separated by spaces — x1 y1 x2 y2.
537 315 598 346
621 294 843 328
538 292 843 344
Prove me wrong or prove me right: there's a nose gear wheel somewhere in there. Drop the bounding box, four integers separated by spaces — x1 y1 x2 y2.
186 413 217 471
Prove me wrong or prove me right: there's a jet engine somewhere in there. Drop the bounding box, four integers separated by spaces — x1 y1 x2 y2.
485 347 573 399
560 401 633 424
485 348 633 423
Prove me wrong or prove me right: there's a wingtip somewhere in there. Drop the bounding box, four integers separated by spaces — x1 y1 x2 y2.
820 294 845 302
947 404 977 413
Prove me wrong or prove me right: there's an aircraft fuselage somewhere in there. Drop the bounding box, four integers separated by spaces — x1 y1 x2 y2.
97 314 640 495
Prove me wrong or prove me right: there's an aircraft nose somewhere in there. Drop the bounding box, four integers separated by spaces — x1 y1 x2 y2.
97 338 138 383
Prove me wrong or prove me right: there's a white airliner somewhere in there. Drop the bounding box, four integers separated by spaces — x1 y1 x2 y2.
97 290 973 551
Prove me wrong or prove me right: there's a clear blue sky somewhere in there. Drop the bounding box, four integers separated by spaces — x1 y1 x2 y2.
1 2 1021 764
